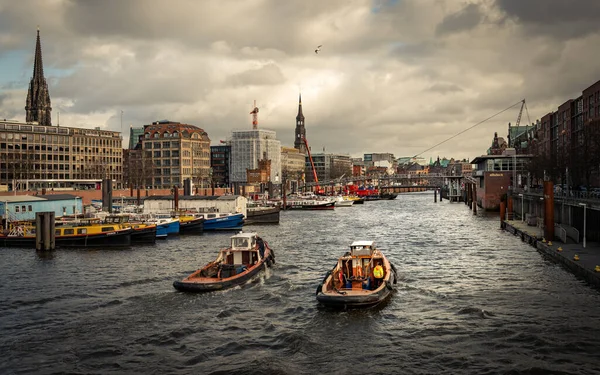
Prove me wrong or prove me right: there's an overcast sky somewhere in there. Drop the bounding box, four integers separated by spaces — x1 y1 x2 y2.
1 0 599 161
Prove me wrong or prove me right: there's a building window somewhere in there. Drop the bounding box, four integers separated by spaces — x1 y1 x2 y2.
21 205 26 212
15 206 19 213
28 205 32 212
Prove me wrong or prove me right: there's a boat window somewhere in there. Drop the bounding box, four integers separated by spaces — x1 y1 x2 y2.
101 227 113 232
232 237 249 248
55 229 60 235
64 228 74 235
77 228 87 234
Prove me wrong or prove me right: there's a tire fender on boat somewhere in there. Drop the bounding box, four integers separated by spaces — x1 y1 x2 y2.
385 280 394 291
390 263 398 284
316 284 322 295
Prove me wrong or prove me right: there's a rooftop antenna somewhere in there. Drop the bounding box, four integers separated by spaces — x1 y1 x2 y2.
57 111 59 127
250 100 259 129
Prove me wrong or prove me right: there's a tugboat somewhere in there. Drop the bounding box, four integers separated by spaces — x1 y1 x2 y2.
173 232 275 293
316 240 397 309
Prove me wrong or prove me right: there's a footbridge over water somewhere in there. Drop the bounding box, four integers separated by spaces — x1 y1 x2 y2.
299 174 465 194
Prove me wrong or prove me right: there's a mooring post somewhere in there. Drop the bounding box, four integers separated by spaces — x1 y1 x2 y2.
544 181 554 241
434 189 437 202
500 201 506 228
507 197 514 221
36 211 55 251
472 184 477 215
282 177 287 210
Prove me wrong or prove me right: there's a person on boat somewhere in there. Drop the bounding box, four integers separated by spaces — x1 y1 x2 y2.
373 263 384 288
256 236 265 258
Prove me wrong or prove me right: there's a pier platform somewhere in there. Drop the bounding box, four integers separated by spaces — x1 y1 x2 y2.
503 220 600 288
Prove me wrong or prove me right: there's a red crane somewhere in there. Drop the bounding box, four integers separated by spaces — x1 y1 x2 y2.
302 136 323 194
250 100 259 129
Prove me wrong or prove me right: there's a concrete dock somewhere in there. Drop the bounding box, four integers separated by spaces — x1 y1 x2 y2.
503 220 600 288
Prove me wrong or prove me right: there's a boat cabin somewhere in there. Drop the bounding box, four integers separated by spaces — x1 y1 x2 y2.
336 240 385 290
214 232 263 278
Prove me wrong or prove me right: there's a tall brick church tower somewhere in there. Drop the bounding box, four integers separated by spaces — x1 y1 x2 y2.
25 29 52 126
294 94 307 154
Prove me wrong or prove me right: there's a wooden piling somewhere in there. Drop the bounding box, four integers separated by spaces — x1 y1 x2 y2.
434 189 437 202
472 184 477 215
507 197 514 220
544 181 554 241
500 201 506 227
35 212 55 251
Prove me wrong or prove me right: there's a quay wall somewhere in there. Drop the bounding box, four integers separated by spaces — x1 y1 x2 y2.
502 221 600 289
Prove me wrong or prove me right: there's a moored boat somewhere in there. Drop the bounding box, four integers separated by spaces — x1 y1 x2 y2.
146 214 180 238
344 196 365 204
316 240 397 309
0 220 133 248
199 212 244 231
334 196 354 207
103 215 157 244
245 205 281 225
178 215 205 234
173 232 275 293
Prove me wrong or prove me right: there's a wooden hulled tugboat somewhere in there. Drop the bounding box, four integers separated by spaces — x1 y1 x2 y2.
316 240 397 309
173 232 275 293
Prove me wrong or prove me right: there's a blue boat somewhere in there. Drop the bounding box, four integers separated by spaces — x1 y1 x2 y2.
201 213 244 231
147 215 180 238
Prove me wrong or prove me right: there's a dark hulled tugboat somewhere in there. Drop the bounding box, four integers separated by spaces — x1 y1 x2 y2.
316 240 397 309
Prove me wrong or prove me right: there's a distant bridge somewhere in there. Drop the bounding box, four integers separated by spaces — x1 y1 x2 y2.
299 174 466 192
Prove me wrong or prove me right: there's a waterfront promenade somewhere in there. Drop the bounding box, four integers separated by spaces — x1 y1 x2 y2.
503 219 600 288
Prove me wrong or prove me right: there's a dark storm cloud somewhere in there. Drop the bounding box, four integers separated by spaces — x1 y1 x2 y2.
435 3 483 36
495 0 600 39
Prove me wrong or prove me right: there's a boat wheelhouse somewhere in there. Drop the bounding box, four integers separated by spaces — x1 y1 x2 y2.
173 232 275 293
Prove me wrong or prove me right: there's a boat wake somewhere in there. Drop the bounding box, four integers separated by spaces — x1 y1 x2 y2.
457 306 495 319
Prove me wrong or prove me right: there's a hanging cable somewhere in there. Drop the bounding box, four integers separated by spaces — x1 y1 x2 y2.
413 100 525 158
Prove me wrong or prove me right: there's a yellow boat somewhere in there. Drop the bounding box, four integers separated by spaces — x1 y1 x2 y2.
0 218 133 248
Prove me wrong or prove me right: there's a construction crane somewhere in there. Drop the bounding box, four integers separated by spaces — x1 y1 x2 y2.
250 100 259 129
302 136 323 194
515 99 532 128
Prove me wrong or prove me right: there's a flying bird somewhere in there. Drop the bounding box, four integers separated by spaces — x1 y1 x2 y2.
315 45 322 54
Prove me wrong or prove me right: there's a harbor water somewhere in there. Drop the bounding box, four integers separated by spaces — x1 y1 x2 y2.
2 193 600 374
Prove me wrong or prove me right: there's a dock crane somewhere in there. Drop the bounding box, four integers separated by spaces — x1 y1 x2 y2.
302 136 323 194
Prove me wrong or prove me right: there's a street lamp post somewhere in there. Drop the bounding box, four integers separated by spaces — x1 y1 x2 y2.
579 203 587 248
518 193 524 222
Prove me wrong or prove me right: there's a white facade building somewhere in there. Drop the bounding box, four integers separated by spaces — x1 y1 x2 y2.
229 129 282 184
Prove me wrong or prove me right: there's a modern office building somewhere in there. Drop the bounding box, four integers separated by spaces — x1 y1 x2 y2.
140 120 211 188
129 126 144 149
229 129 281 184
210 144 231 188
305 153 352 183
0 120 123 191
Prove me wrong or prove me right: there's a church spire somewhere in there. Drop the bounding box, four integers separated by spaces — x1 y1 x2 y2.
25 28 52 126
294 93 307 154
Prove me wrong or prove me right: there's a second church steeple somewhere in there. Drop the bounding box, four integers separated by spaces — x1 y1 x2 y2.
294 94 307 154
